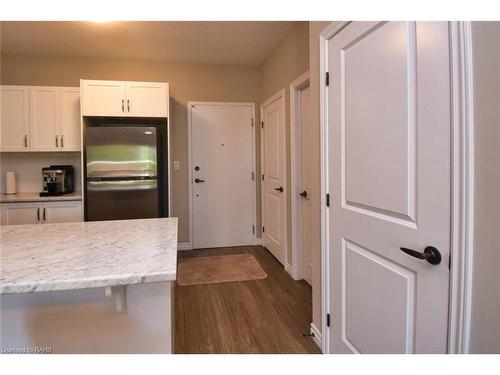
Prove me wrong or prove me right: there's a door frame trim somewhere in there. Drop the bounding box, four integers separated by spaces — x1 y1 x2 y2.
187 101 257 250
319 21 475 354
260 89 288 267
290 71 311 280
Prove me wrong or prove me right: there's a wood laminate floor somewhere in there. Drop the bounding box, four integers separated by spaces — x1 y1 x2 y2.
174 245 320 354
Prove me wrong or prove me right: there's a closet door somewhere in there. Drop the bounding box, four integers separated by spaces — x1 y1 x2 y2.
0 86 30 151
30 86 60 151
60 87 81 151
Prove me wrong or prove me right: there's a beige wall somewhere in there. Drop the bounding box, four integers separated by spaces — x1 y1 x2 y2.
260 21 310 264
308 21 331 335
470 21 500 354
0 53 261 243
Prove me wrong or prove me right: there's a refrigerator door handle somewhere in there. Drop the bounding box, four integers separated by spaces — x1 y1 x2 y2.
87 179 157 192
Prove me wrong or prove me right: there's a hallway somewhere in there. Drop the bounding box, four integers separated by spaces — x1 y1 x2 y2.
174 246 320 353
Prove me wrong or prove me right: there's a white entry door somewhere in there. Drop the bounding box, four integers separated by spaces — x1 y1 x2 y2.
261 91 286 264
326 22 451 353
191 103 256 249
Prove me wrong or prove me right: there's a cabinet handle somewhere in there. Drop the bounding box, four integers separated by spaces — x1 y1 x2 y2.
56 135 59 148
127 99 130 112
43 207 46 222
122 99 125 112
61 135 64 148
37 207 40 222
24 135 28 148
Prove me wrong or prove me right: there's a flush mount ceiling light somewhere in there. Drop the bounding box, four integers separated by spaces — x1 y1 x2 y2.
89 18 113 24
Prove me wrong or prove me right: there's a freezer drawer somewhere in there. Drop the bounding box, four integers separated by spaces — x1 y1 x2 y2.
86 179 159 221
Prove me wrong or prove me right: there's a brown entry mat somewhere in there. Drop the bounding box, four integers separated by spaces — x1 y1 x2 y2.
177 253 268 286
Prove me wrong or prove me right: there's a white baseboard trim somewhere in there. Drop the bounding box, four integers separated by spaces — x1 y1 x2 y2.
310 323 322 350
177 242 193 251
285 263 293 276
254 238 263 246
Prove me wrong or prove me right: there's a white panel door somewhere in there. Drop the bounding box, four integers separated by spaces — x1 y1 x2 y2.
30 86 60 151
299 86 313 285
191 103 255 249
0 86 30 151
261 93 286 264
43 201 82 223
126 82 168 117
81 80 126 116
327 22 451 353
60 87 81 151
1 203 41 225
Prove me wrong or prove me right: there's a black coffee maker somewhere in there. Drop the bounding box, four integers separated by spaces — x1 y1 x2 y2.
40 165 75 196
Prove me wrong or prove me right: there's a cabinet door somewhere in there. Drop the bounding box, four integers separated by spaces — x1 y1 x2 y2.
0 86 30 151
30 86 60 151
43 201 82 223
1 203 41 225
81 80 126 116
60 87 81 151
126 82 168 117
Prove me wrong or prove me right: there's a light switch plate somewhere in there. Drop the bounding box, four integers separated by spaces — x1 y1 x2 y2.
173 160 180 170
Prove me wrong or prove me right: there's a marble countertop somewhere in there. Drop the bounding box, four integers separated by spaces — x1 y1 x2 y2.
0 192 82 203
0 217 178 294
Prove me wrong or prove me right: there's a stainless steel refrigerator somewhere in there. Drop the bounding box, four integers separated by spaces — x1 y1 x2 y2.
84 121 168 221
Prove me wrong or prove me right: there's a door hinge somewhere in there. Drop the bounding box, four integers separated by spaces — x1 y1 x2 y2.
261 121 264 129
251 118 254 127
252 225 255 234
326 193 330 207
262 226 265 233
326 313 331 327
261 174 264 181
251 171 255 181
325 72 330 86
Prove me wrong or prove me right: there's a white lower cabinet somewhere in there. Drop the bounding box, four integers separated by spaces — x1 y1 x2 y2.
1 201 82 225
43 201 82 223
0 202 41 225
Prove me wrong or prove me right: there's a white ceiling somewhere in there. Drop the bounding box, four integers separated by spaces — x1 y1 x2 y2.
0 21 295 66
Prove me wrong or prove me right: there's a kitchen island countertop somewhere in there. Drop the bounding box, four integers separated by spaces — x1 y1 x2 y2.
0 217 178 294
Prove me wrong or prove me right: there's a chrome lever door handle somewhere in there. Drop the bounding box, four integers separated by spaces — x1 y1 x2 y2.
400 246 442 265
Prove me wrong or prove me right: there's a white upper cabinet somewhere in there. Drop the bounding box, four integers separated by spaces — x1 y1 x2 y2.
81 80 169 118
80 80 127 116
126 81 168 117
60 87 81 151
0 85 81 152
30 86 61 151
0 86 30 151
